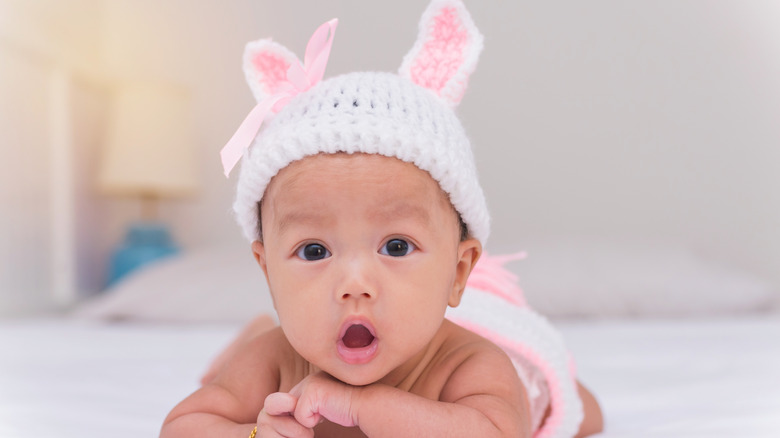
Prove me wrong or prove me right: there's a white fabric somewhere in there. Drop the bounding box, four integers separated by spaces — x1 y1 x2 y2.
2 316 780 437
447 289 584 438
560 315 780 436
513 353 551 433
234 0 490 245
73 247 275 323
398 0 483 107
233 71 490 244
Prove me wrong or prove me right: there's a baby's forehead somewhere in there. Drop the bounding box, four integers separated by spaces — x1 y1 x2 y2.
264 152 456 212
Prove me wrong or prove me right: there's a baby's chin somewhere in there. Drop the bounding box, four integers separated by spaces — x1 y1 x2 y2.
323 366 383 387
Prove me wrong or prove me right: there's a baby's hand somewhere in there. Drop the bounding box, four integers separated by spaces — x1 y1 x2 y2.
289 371 360 429
257 392 314 438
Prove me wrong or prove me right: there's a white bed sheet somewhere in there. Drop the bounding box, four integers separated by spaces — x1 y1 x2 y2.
0 319 238 438
560 316 780 437
1 315 779 437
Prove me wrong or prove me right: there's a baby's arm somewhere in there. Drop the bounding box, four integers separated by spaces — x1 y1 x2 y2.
161 328 290 438
292 344 531 437
361 352 530 438
161 383 259 437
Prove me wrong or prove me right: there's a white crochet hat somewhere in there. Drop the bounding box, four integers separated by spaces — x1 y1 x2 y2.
226 0 490 244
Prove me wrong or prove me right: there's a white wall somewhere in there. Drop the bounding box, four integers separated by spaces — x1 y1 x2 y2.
3 0 779 313
0 44 53 313
472 1 780 276
0 0 109 314
100 0 780 285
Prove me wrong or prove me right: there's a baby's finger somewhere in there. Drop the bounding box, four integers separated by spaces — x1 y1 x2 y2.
293 396 323 429
257 405 315 438
262 392 298 417
288 379 305 398
257 415 314 438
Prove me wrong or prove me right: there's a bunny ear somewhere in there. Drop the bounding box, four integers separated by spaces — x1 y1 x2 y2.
243 39 301 102
399 0 484 107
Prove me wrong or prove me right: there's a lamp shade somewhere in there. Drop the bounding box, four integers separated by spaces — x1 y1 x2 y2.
98 82 198 198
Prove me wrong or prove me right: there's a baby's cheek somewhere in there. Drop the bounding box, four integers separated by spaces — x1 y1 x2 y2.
394 300 446 338
280 322 317 363
280 308 330 353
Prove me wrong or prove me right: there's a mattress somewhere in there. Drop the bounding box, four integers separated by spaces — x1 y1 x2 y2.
1 315 779 437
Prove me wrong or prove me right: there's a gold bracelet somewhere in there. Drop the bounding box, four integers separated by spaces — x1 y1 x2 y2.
248 426 257 438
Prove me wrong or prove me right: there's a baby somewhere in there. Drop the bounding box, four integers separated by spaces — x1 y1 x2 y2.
162 1 602 437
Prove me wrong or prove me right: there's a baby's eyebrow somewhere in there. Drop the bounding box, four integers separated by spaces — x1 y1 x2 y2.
370 202 431 226
274 201 433 236
276 211 328 236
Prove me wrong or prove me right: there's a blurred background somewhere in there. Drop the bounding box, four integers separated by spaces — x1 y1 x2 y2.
1 0 779 317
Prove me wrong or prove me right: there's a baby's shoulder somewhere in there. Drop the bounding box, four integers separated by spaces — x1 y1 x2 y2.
242 327 314 390
437 318 513 363
241 326 299 367
215 326 310 395
432 320 525 403
214 326 295 386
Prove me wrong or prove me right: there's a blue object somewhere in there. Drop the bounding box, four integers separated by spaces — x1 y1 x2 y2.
106 222 179 287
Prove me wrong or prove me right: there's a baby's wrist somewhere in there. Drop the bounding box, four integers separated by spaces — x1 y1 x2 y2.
349 381 386 427
349 384 366 427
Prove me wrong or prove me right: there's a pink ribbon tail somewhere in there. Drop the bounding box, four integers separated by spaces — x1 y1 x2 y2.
220 94 284 177
304 19 338 85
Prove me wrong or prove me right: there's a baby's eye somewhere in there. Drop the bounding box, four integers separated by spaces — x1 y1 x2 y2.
380 239 416 257
296 243 331 261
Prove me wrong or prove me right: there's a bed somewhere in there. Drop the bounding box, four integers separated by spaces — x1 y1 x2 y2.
3 242 779 437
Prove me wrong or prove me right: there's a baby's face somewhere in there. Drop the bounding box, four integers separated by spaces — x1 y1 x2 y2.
253 153 480 386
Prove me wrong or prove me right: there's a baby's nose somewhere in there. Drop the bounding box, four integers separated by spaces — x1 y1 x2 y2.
336 258 377 301
339 289 374 301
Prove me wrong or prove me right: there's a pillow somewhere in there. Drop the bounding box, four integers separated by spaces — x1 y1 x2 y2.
512 237 777 318
75 239 777 322
74 246 276 323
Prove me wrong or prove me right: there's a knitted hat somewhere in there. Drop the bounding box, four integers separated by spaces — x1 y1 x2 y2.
225 0 490 244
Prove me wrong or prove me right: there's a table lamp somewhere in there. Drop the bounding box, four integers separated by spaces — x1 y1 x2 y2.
98 82 198 286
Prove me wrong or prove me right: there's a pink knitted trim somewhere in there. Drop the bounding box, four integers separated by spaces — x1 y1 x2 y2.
454 321 568 438
409 6 467 95
251 50 293 95
466 252 528 307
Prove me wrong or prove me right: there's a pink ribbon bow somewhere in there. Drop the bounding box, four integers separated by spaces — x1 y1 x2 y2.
220 19 339 177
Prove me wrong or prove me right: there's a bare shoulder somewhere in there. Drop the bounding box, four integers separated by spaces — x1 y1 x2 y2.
435 320 524 400
215 326 295 391
435 320 532 434
165 327 295 426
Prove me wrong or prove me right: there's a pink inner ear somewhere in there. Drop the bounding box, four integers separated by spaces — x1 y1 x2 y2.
410 6 468 94
252 51 292 95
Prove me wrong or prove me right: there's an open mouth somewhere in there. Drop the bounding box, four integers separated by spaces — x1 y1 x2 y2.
342 324 375 348
337 321 378 364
